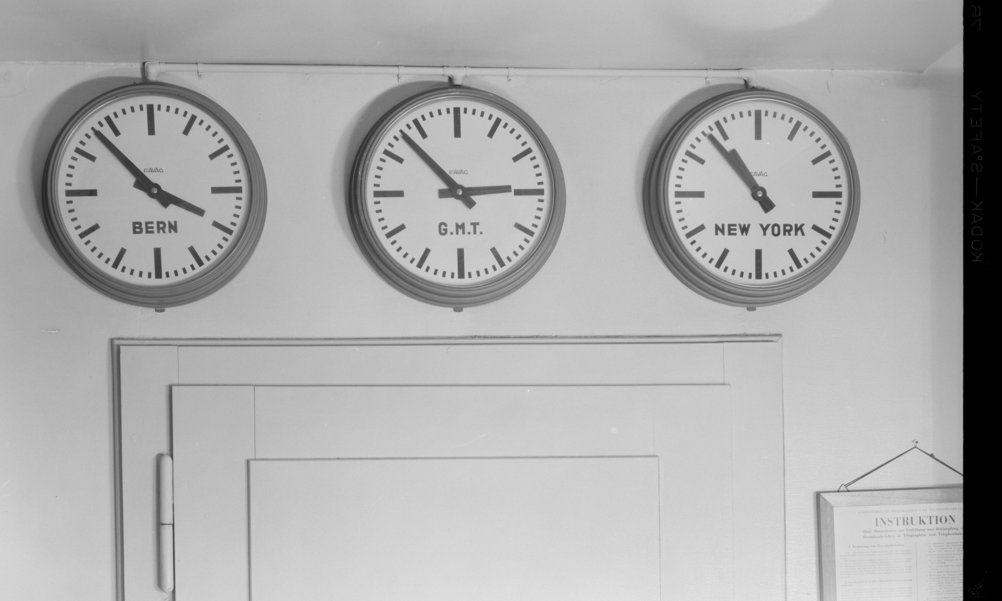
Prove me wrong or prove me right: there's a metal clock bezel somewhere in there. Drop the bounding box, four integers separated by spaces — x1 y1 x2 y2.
41 81 268 308
644 87 861 307
348 85 566 309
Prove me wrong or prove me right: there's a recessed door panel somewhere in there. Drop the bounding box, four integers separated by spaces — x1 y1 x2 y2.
249 457 661 601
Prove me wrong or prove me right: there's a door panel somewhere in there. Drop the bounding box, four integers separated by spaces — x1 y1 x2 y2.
249 457 661 601
172 384 736 600
171 386 254 601
254 385 714 458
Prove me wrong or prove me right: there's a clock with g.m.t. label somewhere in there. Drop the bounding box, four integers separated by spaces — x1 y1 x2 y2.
348 85 565 308
645 88 860 307
41 81 267 307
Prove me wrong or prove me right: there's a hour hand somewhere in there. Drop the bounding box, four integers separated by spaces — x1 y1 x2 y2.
727 150 775 213
707 133 775 213
437 185 512 198
128 181 206 216
156 188 206 217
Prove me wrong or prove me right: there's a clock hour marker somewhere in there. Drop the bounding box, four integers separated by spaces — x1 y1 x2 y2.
755 249 763 279
416 247 430 269
754 110 762 140
153 247 162 279
74 147 97 162
212 221 234 236
715 248 730 269
514 222 535 237
788 249 802 269
183 114 196 136
66 189 98 197
491 246 505 268
189 246 204 267
812 225 833 239
457 248 465 279
487 117 502 139
453 107 462 138
684 150 705 165
112 247 126 269
104 116 120 137
208 145 230 160
674 190 704 198
385 224 406 239
373 190 405 198
146 104 155 135
812 191 842 198
512 148 532 163
383 149 404 164
811 150 832 165
514 188 544 196
714 120 729 141
78 223 100 239
412 119 427 139
211 186 242 194
685 224 706 238
787 120 802 141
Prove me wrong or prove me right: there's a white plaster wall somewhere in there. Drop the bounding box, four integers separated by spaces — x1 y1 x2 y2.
0 57 962 600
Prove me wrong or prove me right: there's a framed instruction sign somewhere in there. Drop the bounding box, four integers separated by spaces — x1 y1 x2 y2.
817 487 963 601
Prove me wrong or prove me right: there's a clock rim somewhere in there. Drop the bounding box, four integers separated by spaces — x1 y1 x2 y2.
348 85 566 308
41 81 268 308
644 87 861 307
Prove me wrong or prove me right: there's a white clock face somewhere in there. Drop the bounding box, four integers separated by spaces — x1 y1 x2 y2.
646 89 859 306
43 83 266 306
351 86 564 307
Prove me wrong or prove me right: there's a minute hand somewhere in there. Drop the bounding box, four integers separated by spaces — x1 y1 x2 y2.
399 132 476 209
707 133 775 213
92 128 163 204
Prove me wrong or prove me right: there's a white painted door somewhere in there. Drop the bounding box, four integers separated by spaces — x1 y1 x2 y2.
115 338 785 600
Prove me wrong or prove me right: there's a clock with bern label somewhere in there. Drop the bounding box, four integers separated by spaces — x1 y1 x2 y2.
645 87 860 307
41 81 267 308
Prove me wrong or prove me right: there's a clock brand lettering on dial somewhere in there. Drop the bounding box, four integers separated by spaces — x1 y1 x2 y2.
349 86 565 308
645 88 860 307
42 81 267 307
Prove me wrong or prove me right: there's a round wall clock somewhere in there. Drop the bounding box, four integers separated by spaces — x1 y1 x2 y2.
42 81 267 308
348 85 565 308
644 87 860 307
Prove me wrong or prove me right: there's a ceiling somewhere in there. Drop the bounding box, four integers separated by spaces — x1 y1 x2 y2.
3 0 961 72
